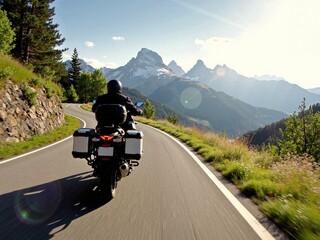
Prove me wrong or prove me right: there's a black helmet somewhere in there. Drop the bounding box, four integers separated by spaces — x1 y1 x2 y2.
107 79 122 93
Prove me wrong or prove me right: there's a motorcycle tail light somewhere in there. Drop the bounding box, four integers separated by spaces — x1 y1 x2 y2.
100 135 114 142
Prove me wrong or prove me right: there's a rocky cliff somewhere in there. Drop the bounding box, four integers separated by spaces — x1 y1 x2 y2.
0 80 65 143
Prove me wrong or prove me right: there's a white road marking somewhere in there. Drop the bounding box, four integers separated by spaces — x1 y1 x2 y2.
148 125 275 240
1 104 275 239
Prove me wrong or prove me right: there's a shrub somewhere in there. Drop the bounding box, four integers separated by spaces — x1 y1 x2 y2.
0 66 14 80
216 160 251 183
22 84 38 106
240 179 281 200
166 113 179 125
30 77 42 87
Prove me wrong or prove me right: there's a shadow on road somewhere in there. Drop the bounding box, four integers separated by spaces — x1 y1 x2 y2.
0 171 110 239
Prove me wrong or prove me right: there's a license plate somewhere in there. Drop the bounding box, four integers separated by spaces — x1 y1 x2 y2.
98 146 114 156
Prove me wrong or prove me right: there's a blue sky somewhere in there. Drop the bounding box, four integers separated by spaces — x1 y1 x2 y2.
53 0 320 89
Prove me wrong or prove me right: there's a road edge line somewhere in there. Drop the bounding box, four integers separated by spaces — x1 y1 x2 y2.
147 124 275 240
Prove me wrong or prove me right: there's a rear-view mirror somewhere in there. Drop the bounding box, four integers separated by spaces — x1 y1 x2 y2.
135 101 144 107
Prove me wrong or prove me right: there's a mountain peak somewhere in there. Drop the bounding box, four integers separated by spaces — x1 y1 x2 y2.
195 59 206 67
104 48 175 95
168 60 185 76
212 64 239 77
184 59 213 82
136 48 164 66
187 59 209 73
213 64 230 70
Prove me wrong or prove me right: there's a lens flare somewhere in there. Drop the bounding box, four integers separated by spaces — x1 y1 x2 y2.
14 182 62 225
180 87 202 110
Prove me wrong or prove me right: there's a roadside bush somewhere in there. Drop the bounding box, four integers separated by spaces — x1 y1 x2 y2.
166 113 179 125
240 178 281 200
0 66 14 80
22 84 38 106
216 160 251 183
30 77 42 87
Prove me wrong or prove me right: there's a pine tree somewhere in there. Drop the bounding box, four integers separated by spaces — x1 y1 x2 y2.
0 0 66 80
68 48 81 88
143 99 156 119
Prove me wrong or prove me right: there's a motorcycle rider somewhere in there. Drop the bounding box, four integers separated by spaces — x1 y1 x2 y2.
92 79 143 130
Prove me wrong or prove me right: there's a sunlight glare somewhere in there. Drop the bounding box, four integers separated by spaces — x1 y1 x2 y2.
180 87 202 110
194 0 320 88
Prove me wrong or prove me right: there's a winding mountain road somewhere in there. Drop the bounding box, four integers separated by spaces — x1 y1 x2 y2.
0 104 287 240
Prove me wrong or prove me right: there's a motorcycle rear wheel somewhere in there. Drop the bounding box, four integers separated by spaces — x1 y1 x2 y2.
99 169 117 201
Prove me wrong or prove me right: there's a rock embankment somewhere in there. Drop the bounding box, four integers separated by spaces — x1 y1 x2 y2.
0 80 65 143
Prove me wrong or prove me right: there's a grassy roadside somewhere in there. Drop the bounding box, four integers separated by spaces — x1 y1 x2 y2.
81 103 92 112
135 116 320 240
0 55 77 160
0 54 63 98
0 54 37 88
0 114 80 160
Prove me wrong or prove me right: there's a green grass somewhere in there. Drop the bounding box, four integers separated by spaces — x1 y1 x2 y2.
0 54 63 98
0 114 80 160
135 116 320 240
81 102 92 112
0 54 37 86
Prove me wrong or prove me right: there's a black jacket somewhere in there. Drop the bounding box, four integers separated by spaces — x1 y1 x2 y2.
92 92 142 117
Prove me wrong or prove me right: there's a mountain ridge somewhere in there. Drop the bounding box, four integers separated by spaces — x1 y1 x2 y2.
150 77 287 136
183 63 320 113
63 47 319 135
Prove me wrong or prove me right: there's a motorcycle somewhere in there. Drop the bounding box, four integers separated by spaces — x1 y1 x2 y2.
72 102 144 200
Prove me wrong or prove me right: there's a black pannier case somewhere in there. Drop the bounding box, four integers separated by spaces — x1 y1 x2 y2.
72 128 95 158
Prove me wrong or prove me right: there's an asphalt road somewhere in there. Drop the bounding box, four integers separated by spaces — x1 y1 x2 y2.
0 104 286 240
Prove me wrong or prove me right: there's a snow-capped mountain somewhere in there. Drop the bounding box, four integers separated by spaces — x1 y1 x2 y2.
168 60 185 76
184 63 320 113
104 48 178 95
62 48 290 135
183 60 214 84
64 47 320 114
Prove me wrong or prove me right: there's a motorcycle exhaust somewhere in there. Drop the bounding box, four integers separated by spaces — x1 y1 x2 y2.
120 163 130 177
